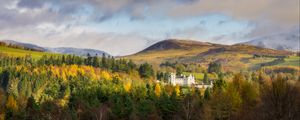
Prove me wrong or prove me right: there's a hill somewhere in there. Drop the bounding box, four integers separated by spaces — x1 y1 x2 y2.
0 40 110 57
140 39 217 52
1 40 47 51
125 39 297 72
0 43 59 59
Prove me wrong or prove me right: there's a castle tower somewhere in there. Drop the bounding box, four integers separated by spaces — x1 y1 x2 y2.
169 73 176 85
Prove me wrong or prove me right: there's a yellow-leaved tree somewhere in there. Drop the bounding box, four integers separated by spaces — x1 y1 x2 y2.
101 71 111 80
124 82 131 92
175 84 180 96
155 84 161 97
69 65 78 77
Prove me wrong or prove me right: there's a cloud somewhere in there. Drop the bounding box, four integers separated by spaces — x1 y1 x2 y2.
0 0 298 55
13 0 299 25
167 0 299 26
0 22 155 55
0 0 70 30
17 0 44 8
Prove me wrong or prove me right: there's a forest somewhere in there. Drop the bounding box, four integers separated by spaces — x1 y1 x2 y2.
0 53 300 120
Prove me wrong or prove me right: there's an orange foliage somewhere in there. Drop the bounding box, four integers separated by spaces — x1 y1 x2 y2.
6 95 17 111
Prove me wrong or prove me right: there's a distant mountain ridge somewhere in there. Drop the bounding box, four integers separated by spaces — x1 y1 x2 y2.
1 40 47 51
0 40 110 56
242 29 300 51
47 47 110 57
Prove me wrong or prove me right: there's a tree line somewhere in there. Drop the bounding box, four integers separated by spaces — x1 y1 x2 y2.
0 54 299 119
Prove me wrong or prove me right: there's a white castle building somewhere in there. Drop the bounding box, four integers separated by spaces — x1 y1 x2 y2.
168 73 213 88
169 73 195 86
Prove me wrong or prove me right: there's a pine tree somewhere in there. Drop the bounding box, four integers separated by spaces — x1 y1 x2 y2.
138 63 154 79
86 53 92 65
92 55 100 67
101 53 107 68
204 88 211 100
203 72 209 84
208 62 222 73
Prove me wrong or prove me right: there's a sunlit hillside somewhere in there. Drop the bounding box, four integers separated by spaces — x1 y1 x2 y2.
125 39 298 72
0 45 59 59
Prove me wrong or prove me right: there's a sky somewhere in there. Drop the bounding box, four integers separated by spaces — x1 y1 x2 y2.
0 0 299 56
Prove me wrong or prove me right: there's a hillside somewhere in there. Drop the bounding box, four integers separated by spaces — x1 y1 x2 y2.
0 40 110 57
125 39 297 71
0 40 47 52
0 44 59 59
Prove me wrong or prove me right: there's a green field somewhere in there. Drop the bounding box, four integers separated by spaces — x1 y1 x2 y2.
277 56 300 66
0 45 59 59
183 72 204 79
182 72 205 83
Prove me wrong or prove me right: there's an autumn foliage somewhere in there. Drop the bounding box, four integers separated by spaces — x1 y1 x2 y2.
0 54 299 120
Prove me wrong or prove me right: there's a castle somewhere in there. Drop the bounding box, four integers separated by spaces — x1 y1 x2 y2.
169 73 195 86
168 73 213 89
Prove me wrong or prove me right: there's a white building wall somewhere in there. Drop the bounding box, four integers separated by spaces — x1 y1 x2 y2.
169 73 195 86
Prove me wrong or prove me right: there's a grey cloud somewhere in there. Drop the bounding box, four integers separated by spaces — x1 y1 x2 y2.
165 26 207 41
0 0 71 30
17 0 44 8
212 32 247 44
9 0 299 27
167 0 299 26
0 10 61 30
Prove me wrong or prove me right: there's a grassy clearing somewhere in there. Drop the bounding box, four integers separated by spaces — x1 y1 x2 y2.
246 57 277 70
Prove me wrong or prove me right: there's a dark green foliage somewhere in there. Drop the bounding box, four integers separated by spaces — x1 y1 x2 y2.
111 93 133 119
203 72 209 84
208 62 222 73
157 92 180 119
204 88 211 100
137 99 156 117
156 71 170 82
139 63 154 78
213 77 227 90
176 64 185 75
0 70 9 90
